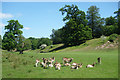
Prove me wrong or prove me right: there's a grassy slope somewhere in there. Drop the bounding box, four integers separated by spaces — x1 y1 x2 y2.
2 38 118 78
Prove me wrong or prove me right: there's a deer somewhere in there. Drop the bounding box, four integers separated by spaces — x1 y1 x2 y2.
86 62 96 68
35 59 40 67
64 63 71 66
49 57 55 63
54 61 61 70
71 62 83 69
63 57 73 65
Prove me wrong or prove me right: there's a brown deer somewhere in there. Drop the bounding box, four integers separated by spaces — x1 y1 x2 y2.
54 61 61 70
35 59 40 67
63 57 73 65
86 62 96 68
71 63 83 69
49 57 55 63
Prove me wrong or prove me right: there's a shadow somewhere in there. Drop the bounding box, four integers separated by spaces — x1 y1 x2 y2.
49 45 67 52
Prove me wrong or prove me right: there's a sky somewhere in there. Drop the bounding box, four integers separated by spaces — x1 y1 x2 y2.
0 2 118 38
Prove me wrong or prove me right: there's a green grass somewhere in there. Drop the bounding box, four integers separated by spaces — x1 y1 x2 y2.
2 38 118 78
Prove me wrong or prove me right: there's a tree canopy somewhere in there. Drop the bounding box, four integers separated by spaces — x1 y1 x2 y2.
59 4 92 46
2 20 24 54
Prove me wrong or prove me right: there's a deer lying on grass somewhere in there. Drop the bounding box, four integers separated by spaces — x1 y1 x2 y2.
35 59 40 67
63 57 73 65
86 62 96 68
54 61 61 70
71 63 83 69
64 63 71 66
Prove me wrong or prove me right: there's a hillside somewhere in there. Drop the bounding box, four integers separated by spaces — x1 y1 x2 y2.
2 36 118 78
26 36 118 54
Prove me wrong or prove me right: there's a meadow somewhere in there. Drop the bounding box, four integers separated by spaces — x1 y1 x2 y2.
2 38 118 78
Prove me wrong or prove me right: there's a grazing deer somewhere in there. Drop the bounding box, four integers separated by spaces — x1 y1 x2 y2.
86 62 96 68
47 60 53 67
63 57 73 65
41 58 49 68
35 59 40 67
40 61 45 67
50 57 55 63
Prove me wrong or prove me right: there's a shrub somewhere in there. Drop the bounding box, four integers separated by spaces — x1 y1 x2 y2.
108 34 118 42
100 35 107 44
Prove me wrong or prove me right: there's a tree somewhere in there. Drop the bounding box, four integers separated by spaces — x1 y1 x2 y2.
2 20 24 53
87 6 101 38
105 16 117 26
28 37 38 50
24 39 32 50
59 4 92 46
102 25 118 36
16 35 25 54
114 8 120 19
50 29 63 44
0 35 2 49
114 8 120 34
2 32 16 51
59 4 88 25
37 38 52 49
61 19 92 46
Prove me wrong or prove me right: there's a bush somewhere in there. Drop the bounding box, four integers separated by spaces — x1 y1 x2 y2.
100 35 107 44
108 34 118 42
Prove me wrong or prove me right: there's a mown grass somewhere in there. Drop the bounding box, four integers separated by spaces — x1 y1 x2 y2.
2 37 118 78
2 48 118 78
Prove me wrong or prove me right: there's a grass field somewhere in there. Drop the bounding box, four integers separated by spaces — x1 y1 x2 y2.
2 38 118 78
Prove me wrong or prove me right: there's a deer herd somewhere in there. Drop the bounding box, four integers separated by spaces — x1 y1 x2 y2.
35 57 101 70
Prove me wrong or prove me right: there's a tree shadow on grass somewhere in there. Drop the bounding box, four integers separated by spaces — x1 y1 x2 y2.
49 45 67 52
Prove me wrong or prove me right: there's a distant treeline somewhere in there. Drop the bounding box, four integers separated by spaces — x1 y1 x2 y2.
0 4 120 54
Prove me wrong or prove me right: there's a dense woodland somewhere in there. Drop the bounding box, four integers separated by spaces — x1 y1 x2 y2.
0 5 120 54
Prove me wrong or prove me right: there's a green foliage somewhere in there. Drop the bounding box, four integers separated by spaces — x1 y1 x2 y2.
24 39 32 50
59 4 88 25
108 34 118 42
104 16 118 35
28 37 39 50
105 16 117 26
59 4 92 46
16 35 25 53
28 37 52 50
2 20 24 53
37 38 52 48
62 19 92 46
102 25 118 36
0 35 2 49
114 8 120 34
87 6 103 38
2 32 16 51
99 35 108 44
50 29 63 44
